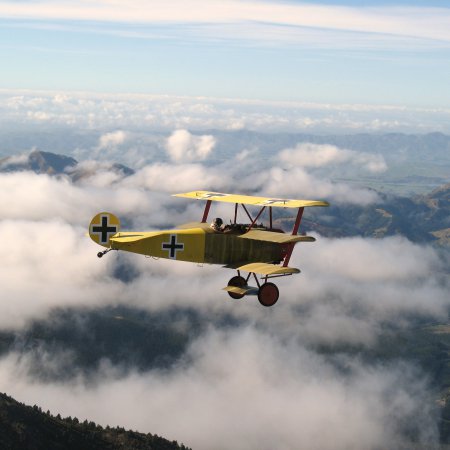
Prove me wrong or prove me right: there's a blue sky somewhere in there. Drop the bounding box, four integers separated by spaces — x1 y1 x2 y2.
1 0 450 107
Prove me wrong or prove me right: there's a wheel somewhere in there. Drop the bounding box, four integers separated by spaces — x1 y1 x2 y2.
227 276 246 299
258 282 279 307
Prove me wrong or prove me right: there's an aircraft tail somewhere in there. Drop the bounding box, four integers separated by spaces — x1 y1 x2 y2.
89 212 120 247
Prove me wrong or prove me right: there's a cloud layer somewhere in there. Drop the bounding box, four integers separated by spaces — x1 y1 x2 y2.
0 325 439 450
0 124 449 448
0 184 447 448
2 90 450 134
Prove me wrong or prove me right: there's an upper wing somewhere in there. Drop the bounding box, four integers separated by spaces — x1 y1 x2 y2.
238 229 315 244
173 191 329 208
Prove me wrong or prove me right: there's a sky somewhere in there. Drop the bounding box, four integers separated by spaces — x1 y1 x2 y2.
1 0 450 108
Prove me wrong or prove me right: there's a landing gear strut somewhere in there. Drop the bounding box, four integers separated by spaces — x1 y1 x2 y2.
226 272 280 307
97 249 113 258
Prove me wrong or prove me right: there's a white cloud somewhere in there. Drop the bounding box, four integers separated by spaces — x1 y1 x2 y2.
279 143 387 173
0 219 124 328
251 166 380 205
125 162 224 192
68 160 126 187
305 235 439 283
26 110 50 121
98 130 127 149
166 129 216 163
0 153 29 168
290 236 449 321
92 130 128 160
235 148 256 161
0 171 152 224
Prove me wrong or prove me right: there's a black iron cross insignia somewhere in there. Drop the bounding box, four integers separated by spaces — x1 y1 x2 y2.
199 192 228 199
91 215 118 244
162 234 185 259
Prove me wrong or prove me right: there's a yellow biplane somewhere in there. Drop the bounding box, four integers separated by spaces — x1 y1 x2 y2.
88 191 329 307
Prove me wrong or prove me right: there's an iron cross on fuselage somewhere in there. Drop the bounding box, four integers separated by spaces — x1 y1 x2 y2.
162 234 184 259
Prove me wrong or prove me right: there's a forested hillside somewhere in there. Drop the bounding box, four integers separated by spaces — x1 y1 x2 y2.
0 392 190 450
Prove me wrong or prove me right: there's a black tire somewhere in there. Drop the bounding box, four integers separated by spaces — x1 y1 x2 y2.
227 276 246 299
258 282 279 307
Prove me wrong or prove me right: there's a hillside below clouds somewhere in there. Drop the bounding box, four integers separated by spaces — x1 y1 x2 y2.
0 393 190 450
1 149 449 246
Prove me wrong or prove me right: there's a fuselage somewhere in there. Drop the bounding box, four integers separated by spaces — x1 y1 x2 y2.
110 222 285 266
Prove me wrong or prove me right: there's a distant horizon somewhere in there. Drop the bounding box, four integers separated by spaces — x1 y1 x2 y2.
1 87 449 135
4 86 450 111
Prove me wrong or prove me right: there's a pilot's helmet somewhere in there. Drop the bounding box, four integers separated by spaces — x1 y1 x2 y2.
212 217 223 228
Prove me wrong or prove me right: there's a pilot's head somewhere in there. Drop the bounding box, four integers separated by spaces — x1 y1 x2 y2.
211 217 223 230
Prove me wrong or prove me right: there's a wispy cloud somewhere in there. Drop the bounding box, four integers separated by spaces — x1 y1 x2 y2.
1 1 450 49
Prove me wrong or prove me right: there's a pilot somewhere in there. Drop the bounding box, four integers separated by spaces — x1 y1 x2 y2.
211 217 223 232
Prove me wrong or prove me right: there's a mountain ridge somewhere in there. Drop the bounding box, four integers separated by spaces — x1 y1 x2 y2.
0 149 134 180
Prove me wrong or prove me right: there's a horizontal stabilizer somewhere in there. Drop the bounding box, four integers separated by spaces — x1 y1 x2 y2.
110 233 146 243
239 230 315 244
237 262 300 276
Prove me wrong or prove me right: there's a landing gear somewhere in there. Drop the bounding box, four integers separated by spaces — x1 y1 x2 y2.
257 282 279 307
227 275 246 299
224 272 282 306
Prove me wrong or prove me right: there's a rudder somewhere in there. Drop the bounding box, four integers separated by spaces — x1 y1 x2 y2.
89 212 120 247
